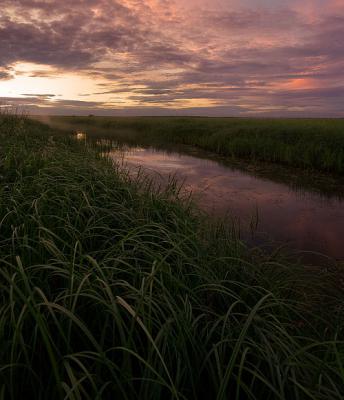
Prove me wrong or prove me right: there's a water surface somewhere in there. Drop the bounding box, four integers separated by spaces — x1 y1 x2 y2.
107 145 344 260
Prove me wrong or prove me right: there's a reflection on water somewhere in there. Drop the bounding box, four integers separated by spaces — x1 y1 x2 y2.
106 145 344 260
75 131 87 141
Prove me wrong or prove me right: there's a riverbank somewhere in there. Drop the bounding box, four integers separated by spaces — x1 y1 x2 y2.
1 116 343 399
39 115 344 175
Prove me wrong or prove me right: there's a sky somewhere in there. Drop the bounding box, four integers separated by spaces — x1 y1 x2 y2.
0 0 344 116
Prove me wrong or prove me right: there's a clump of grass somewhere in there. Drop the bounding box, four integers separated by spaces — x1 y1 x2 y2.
0 117 343 399
42 116 344 175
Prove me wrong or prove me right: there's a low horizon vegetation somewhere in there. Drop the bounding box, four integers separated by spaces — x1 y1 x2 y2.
39 115 344 175
0 114 343 399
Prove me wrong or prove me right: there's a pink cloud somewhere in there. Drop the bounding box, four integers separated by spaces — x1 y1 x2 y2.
0 0 343 116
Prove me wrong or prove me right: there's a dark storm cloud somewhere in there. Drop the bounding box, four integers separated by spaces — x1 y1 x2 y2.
0 71 11 80
0 18 94 68
0 0 194 76
4 96 107 109
21 93 56 97
53 99 105 107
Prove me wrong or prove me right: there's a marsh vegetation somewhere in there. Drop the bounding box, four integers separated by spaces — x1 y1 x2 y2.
40 115 344 259
43 116 344 174
0 114 343 399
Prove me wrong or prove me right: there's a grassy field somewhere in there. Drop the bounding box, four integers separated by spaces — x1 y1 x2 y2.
41 116 344 175
1 114 344 399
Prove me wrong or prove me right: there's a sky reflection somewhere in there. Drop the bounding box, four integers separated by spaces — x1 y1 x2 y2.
111 146 344 259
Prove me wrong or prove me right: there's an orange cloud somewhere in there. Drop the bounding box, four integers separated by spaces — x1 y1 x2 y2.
277 78 319 91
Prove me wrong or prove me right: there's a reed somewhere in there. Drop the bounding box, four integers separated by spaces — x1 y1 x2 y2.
42 116 344 174
1 115 343 399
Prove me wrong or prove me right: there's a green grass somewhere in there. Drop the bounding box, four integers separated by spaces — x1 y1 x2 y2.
1 115 344 399
41 116 344 175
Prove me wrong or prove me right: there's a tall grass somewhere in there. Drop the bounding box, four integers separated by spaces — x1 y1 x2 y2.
1 115 343 399
43 116 344 174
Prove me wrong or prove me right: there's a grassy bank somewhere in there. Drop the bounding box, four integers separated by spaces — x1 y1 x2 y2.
42 116 344 175
1 116 344 399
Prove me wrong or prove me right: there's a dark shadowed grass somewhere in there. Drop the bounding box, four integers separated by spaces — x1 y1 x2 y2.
0 115 344 399
40 115 344 175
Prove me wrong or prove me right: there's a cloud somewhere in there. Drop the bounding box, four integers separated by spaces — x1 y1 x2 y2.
21 93 56 97
0 0 343 116
0 71 11 80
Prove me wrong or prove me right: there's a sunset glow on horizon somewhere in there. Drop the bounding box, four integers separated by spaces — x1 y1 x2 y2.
1 0 343 116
